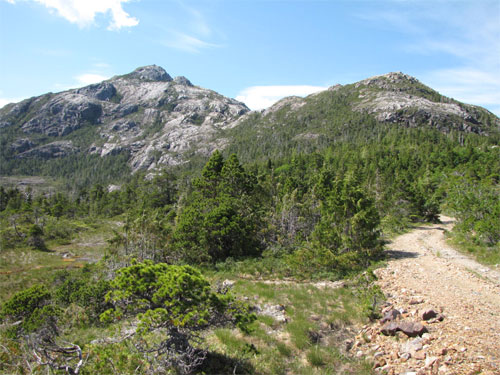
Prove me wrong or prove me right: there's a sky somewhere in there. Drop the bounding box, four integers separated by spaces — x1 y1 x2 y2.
0 0 499 115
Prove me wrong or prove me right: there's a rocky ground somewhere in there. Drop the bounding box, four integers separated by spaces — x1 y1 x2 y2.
352 216 500 374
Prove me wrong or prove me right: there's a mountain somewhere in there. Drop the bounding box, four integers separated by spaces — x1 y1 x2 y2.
0 68 498 185
0 65 249 173
223 72 499 163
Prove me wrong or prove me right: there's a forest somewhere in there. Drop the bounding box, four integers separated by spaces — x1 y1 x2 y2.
0 123 499 374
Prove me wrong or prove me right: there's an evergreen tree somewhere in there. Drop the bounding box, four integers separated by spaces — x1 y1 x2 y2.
173 151 262 263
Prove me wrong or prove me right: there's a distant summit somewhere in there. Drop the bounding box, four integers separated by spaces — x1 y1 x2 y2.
0 65 249 171
0 66 498 180
126 65 172 82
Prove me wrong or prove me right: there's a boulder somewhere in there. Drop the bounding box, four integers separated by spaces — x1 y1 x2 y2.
421 309 438 320
398 321 428 337
380 309 401 323
380 321 428 337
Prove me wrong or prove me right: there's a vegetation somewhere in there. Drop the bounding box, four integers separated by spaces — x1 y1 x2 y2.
0 78 498 372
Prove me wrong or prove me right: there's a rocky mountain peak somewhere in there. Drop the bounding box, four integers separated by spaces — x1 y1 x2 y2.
173 76 193 86
127 65 172 82
356 72 419 90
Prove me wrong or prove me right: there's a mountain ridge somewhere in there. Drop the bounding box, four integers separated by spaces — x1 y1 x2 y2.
0 66 498 183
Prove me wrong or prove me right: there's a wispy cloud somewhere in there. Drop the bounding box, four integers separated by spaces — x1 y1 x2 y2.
155 3 221 54
161 31 220 53
184 5 212 38
236 85 327 111
359 2 500 115
8 0 139 30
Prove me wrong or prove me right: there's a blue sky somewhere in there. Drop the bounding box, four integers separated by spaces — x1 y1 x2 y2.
1 0 499 115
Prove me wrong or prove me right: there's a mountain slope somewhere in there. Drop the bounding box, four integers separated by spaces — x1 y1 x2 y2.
224 72 499 162
0 68 498 185
0 65 249 174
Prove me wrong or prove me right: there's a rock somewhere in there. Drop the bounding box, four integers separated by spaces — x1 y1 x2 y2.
380 321 428 337
414 351 426 360
256 303 287 323
428 314 445 323
425 356 439 368
380 321 400 336
222 279 235 289
10 138 36 153
174 76 193 86
398 321 428 337
17 141 76 159
373 357 386 368
21 99 102 137
309 314 321 321
399 352 411 361
421 309 438 320
319 322 329 331
380 309 401 323
77 82 117 101
356 350 364 358
409 297 424 305
128 65 172 82
400 337 423 354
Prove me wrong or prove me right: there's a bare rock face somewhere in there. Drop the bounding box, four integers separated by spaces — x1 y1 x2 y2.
17 141 76 159
0 65 250 172
20 96 102 137
1 68 497 177
76 82 117 101
128 65 172 82
173 76 193 86
353 72 498 135
10 138 36 153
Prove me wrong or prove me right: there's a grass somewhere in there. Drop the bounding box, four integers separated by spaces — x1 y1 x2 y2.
447 231 500 266
205 276 376 374
0 218 378 374
0 217 119 303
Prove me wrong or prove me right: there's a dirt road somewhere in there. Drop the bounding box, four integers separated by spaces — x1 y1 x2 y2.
356 216 500 374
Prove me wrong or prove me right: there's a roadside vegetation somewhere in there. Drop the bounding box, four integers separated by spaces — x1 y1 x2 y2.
0 124 499 373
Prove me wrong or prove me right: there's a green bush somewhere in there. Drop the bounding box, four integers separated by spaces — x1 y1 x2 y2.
101 260 256 373
0 284 58 337
0 284 51 322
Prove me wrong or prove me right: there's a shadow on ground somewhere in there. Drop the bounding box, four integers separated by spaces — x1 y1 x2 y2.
411 226 448 232
198 351 255 374
385 250 419 259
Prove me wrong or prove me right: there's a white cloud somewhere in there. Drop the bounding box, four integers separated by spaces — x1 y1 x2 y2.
360 2 500 116
161 32 220 53
30 0 138 30
236 85 327 111
75 73 110 86
53 72 111 91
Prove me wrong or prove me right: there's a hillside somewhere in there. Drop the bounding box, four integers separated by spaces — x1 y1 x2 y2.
0 67 499 373
225 72 499 163
0 65 249 184
1 68 498 188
